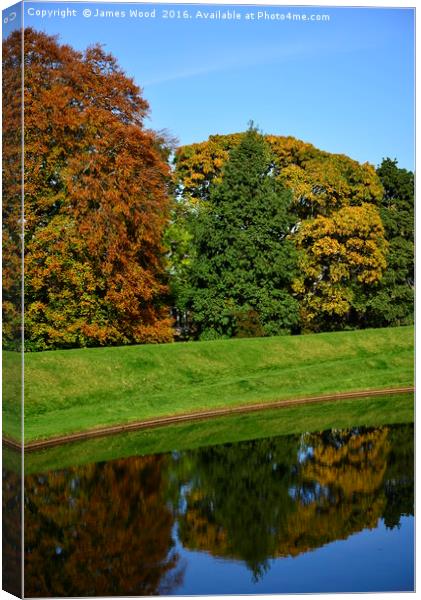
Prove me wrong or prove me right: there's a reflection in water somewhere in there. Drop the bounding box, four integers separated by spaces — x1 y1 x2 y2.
176 425 413 580
25 456 184 596
3 466 22 597
24 424 414 596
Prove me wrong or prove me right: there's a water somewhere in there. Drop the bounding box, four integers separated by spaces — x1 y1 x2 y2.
22 423 414 596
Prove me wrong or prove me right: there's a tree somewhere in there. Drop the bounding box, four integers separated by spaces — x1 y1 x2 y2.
186 127 299 338
293 204 387 331
2 25 23 351
174 133 387 332
363 158 414 327
3 29 173 350
163 200 195 338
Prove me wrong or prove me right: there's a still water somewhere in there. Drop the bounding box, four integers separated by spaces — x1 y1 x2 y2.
22 423 414 596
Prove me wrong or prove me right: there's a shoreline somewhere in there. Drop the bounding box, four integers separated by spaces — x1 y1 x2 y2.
4 385 414 452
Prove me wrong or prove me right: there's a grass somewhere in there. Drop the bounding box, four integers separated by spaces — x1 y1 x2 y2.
17 392 414 475
2 350 22 440
2 325 414 443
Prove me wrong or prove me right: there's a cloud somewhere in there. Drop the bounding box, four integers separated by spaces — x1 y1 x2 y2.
142 42 314 87
141 34 379 88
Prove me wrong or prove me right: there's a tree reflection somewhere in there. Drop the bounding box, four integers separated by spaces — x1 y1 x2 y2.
176 436 299 580
177 424 413 579
382 424 414 529
24 455 184 597
3 466 22 597
24 424 413 594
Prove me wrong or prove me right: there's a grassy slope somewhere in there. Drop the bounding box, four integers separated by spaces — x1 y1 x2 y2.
3 325 414 442
2 350 21 439
18 392 414 475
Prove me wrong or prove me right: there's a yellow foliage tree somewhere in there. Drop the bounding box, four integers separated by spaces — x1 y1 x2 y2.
294 204 387 330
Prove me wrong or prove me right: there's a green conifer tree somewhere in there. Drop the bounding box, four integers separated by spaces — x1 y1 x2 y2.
188 126 299 338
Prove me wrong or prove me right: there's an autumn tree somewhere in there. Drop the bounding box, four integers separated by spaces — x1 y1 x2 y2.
293 204 387 331
174 134 383 212
3 29 173 350
2 26 23 351
184 127 299 339
174 133 387 332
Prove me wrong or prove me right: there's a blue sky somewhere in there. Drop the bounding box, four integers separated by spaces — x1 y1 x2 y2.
14 2 416 168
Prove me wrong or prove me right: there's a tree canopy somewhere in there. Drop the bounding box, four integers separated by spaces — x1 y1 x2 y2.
174 132 389 332
3 29 173 350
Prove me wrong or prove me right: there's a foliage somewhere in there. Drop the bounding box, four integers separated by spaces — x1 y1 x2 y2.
2 27 23 350
2 28 412 347
164 201 195 313
277 147 384 218
174 132 388 332
232 308 265 338
174 133 384 213
363 158 414 327
3 29 173 350
174 133 241 203
293 204 387 331
198 328 228 341
184 127 299 338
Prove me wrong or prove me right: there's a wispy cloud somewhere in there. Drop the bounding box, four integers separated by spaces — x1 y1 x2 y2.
142 42 313 87
142 36 378 88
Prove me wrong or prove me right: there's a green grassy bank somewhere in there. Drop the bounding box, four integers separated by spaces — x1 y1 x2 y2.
10 392 414 475
3 325 414 442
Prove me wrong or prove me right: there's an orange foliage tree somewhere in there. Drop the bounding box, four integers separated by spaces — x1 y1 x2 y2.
2 28 23 350
3 29 173 350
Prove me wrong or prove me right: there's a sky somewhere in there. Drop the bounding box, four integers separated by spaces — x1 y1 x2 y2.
4 1 415 169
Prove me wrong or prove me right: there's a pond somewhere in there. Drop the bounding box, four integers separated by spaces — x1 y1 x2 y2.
19 422 414 596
